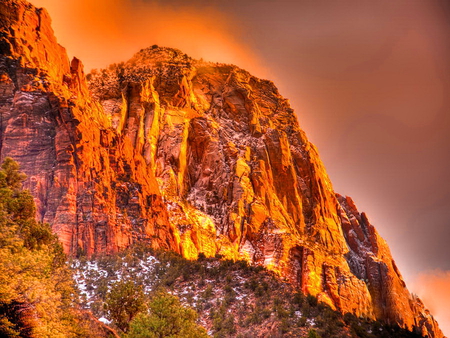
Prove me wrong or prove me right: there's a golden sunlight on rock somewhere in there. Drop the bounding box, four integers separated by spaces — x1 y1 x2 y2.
0 1 445 336
84 45 443 336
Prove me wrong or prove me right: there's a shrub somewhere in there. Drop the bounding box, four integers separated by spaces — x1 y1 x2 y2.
308 328 321 338
127 290 208 338
104 280 145 332
0 158 84 337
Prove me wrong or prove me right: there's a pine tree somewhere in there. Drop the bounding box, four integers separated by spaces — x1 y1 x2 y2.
0 158 77 337
307 328 321 338
126 290 208 338
104 280 146 332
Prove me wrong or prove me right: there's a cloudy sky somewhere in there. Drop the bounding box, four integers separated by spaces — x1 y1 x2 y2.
29 0 450 334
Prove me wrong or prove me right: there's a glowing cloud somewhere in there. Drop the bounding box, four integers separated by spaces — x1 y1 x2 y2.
28 0 268 78
410 270 450 337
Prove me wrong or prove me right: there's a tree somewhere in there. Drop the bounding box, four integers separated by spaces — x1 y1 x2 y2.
126 290 208 338
0 157 26 190
104 280 145 332
307 329 321 338
0 158 80 337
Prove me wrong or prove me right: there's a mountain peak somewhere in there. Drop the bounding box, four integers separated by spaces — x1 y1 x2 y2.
0 1 445 337
131 45 193 64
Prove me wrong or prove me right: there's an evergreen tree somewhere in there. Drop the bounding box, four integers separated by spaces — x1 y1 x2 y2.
0 158 79 337
126 290 208 338
104 280 146 332
307 329 321 338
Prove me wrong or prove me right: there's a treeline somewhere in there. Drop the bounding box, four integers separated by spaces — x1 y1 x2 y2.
74 246 427 338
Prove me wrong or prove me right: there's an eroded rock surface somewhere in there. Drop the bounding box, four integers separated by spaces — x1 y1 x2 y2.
0 0 178 256
0 1 444 336
87 47 444 337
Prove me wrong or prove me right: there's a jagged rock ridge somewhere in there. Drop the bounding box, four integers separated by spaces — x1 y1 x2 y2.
0 1 444 337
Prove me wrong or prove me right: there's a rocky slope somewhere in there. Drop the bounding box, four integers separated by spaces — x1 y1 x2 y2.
0 1 444 337
71 247 432 338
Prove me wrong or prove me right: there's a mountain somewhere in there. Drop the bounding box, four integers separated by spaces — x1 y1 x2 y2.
0 0 444 337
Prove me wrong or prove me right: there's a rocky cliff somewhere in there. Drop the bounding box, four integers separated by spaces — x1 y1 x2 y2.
0 0 178 256
0 1 444 337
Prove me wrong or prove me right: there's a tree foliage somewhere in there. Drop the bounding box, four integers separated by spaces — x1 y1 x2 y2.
307 329 321 338
0 158 80 337
104 280 146 333
126 290 208 338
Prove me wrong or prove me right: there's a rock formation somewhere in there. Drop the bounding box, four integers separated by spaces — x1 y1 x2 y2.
0 0 178 255
0 1 444 337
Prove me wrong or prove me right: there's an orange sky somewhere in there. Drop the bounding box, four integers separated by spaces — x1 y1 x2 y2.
29 0 269 78
411 270 450 336
29 1 450 335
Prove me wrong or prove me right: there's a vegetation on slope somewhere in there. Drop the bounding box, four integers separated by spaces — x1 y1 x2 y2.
72 246 426 338
126 290 208 338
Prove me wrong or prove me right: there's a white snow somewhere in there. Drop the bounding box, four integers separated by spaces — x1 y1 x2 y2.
98 317 112 325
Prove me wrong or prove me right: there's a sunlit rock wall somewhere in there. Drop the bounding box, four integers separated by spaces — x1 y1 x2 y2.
0 0 178 256
0 1 444 336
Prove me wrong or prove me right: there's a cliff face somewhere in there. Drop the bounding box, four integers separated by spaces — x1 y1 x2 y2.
0 0 178 256
0 1 444 337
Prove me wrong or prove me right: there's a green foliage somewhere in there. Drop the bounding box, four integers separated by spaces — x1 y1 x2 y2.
0 158 84 337
0 157 26 191
306 294 318 307
341 312 425 338
104 280 145 332
203 284 213 299
73 242 431 338
307 329 321 338
211 302 236 338
126 290 208 338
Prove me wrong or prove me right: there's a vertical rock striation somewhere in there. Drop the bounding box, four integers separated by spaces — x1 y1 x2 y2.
0 1 444 336
87 47 444 337
0 0 178 256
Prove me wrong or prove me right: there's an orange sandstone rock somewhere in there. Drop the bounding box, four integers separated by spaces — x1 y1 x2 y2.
87 46 443 337
0 0 178 256
0 1 444 337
